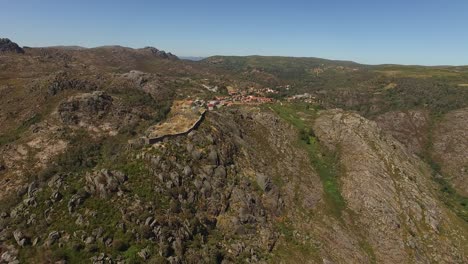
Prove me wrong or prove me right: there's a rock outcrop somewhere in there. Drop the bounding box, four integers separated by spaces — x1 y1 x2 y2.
57 91 113 125
432 108 468 196
85 169 127 198
0 38 24 53
313 109 467 263
140 46 178 60
374 109 430 154
47 71 99 96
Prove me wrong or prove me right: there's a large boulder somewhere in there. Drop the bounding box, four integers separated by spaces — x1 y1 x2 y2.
256 173 272 192
1 247 18 263
120 70 149 85
13 230 28 247
85 169 127 198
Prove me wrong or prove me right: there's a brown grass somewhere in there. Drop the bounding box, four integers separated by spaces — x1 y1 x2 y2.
147 100 204 138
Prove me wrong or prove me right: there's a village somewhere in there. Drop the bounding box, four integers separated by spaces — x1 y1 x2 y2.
190 84 277 110
142 82 320 145
141 84 280 144
191 83 319 111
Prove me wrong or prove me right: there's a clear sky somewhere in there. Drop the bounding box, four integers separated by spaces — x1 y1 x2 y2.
1 0 467 65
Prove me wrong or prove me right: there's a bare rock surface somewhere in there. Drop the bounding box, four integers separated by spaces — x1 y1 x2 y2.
85 169 127 198
432 107 468 196
313 109 467 263
58 91 113 125
374 109 430 154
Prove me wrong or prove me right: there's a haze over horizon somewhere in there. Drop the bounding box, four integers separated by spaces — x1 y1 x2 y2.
1 0 468 66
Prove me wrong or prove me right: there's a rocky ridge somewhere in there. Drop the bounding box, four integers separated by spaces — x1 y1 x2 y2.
0 39 24 54
140 47 179 60
313 109 467 263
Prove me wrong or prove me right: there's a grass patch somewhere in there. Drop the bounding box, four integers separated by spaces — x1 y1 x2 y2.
271 219 320 262
302 136 345 217
422 125 468 223
433 174 468 222
359 240 377 264
115 160 155 199
0 113 42 146
267 102 316 130
374 67 461 79
123 245 142 263
269 103 345 217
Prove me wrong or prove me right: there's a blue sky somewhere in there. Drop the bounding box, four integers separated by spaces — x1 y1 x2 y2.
1 0 468 65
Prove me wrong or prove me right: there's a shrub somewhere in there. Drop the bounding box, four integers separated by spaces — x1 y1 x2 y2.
113 239 130 251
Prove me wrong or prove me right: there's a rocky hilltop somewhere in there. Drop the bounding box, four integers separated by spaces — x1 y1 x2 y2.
0 39 467 263
0 38 24 54
140 47 179 60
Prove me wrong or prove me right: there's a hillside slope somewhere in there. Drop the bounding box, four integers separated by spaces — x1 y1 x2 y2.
0 40 467 263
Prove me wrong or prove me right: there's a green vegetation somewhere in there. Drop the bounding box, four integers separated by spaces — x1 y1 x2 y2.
269 103 346 217
57 132 102 172
0 113 42 146
267 102 316 129
49 244 87 263
426 158 468 222
420 118 468 223
271 219 320 263
115 159 162 202
302 136 345 217
205 56 468 117
359 240 377 264
373 65 468 79
435 176 468 222
7 129 164 263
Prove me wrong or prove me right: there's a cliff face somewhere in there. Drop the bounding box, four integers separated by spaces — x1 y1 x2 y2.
373 108 468 201
313 109 467 263
432 108 468 196
373 110 430 155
